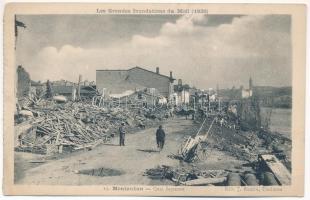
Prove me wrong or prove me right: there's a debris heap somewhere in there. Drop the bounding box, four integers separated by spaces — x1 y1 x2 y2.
15 99 169 154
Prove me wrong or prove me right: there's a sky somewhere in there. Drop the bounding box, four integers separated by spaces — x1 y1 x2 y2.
15 14 292 89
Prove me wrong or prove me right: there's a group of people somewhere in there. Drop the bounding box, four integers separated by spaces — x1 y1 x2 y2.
118 123 166 150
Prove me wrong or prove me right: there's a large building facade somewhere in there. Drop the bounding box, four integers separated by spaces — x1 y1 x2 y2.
96 66 175 98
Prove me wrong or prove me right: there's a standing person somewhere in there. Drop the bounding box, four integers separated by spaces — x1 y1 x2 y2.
169 106 174 118
119 122 126 146
156 125 166 150
184 106 189 120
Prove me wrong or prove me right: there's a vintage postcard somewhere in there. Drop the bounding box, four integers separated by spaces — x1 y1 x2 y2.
3 3 306 196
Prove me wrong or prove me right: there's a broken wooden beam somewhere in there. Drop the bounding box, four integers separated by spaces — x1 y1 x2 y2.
259 154 291 185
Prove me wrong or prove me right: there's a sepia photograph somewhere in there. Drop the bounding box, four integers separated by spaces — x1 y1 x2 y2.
3 3 306 196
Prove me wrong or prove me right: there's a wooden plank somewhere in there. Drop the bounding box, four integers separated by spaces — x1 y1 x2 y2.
260 154 291 185
55 130 61 145
36 136 55 146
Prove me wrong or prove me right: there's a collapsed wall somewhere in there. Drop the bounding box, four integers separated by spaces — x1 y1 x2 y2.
16 65 31 99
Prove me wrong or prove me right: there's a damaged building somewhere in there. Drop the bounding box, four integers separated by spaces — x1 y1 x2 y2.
96 66 175 99
173 79 190 105
52 85 97 99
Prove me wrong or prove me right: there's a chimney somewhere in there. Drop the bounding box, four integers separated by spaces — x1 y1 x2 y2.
178 79 182 85
156 67 159 74
170 71 173 79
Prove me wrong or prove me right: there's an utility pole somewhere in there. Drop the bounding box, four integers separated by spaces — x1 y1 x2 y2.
72 87 76 101
208 88 211 113
77 75 82 100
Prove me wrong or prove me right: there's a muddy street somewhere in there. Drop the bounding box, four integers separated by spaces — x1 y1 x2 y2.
15 117 212 185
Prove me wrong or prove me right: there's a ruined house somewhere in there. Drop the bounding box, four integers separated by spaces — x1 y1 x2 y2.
96 66 175 99
52 85 97 99
51 80 75 86
116 89 161 109
173 79 190 105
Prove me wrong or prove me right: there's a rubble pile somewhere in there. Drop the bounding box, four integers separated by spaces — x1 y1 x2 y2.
144 165 248 186
170 114 291 165
15 99 169 154
211 126 291 164
144 162 288 186
212 130 263 162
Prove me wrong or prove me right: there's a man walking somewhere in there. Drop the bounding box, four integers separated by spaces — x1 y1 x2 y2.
156 125 166 150
119 122 126 146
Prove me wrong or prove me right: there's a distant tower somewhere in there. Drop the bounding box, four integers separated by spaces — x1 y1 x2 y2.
249 77 253 90
216 84 219 95
178 79 182 86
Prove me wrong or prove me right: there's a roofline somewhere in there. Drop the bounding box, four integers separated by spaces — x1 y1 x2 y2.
96 69 127 71
129 66 176 81
96 66 176 81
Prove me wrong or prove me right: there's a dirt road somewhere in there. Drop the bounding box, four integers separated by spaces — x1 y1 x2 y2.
15 117 243 185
